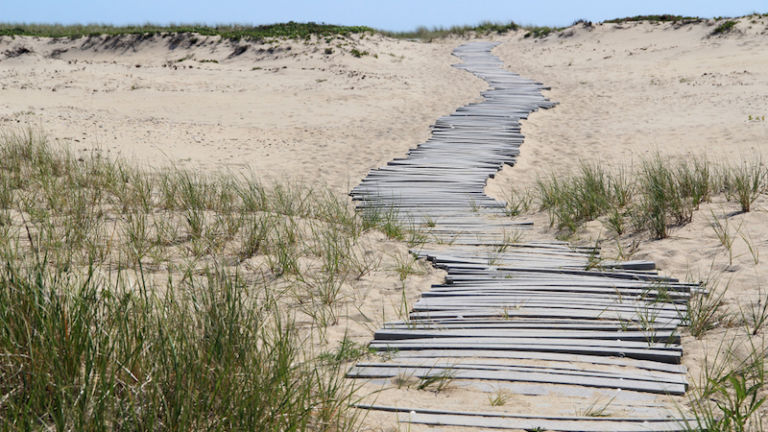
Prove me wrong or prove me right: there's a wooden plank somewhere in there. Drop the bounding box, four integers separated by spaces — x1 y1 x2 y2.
390 349 687 374
369 339 681 363
408 308 683 326
347 365 685 394
354 361 687 385
374 328 681 344
353 405 691 432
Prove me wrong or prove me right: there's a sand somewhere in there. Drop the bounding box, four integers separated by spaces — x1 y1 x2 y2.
3 16 768 430
0 33 485 193
484 19 768 410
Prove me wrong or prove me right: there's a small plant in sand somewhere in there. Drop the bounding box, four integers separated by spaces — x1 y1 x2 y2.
740 285 768 336
710 211 737 266
416 369 456 393
488 388 512 406
392 252 424 282
724 160 766 213
317 334 374 365
683 337 767 432
502 188 532 217
576 396 615 417
684 276 730 339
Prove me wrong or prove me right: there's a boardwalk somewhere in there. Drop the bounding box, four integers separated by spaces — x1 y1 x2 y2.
349 42 694 431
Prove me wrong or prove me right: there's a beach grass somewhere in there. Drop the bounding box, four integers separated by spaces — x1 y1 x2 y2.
0 22 374 41
526 156 766 239
710 20 738 35
0 128 422 429
682 337 767 431
381 21 521 40
0 20 563 43
1 15 756 44
604 15 703 24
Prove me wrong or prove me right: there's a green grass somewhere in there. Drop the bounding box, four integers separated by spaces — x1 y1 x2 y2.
724 160 766 212
0 22 374 40
711 20 738 35
523 26 562 38
683 338 767 431
2 15 750 45
632 156 712 238
0 260 359 430
382 21 520 40
0 20 539 43
604 15 702 24
0 128 420 429
529 156 766 239
537 161 631 235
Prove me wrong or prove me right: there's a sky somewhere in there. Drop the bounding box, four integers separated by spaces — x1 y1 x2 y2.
3 0 767 31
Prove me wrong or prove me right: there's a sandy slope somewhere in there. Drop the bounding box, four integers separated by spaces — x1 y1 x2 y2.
0 33 485 193
3 17 768 429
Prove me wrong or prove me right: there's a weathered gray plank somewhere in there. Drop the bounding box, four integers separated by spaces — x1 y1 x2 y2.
354 405 691 432
347 365 686 394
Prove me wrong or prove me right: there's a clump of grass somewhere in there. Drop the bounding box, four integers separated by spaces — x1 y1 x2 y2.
740 286 768 336
576 396 615 417
723 160 766 213
317 335 373 365
710 211 738 265
360 205 425 246
392 252 424 282
537 161 631 235
633 156 713 238
684 276 730 338
711 20 738 35
416 369 455 393
502 188 532 217
524 26 560 38
349 48 369 58
604 15 701 24
530 155 727 239
488 388 512 406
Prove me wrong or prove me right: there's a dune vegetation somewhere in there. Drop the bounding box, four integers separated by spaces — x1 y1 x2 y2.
504 156 768 239
1 15 761 44
0 129 430 430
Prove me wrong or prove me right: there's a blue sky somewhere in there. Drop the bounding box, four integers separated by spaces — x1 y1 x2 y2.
3 1 766 31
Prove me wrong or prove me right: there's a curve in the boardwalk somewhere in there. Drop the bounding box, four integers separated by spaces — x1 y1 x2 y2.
349 41 694 431
351 41 555 245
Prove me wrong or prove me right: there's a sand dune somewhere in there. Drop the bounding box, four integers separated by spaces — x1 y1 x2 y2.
3 17 768 429
0 32 485 193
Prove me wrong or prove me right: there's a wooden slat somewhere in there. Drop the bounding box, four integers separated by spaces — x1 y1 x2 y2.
354 405 691 432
